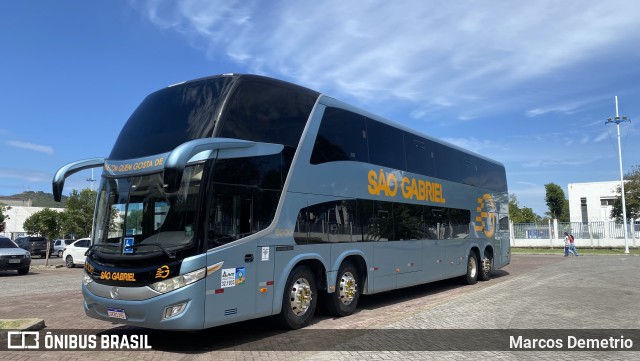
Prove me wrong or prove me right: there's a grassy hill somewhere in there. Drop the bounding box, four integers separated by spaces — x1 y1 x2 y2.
0 191 68 208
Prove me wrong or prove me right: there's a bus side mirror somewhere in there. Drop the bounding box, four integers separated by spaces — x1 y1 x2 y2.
163 138 283 193
52 158 105 202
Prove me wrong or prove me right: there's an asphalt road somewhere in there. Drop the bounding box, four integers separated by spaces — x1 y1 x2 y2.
1 254 639 360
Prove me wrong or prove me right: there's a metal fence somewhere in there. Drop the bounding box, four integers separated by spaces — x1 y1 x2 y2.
512 221 639 240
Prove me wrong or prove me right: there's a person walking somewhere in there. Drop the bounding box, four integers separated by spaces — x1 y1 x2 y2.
563 232 570 257
568 234 579 256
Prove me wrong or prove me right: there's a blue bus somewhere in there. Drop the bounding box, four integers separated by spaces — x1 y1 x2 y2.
53 74 510 330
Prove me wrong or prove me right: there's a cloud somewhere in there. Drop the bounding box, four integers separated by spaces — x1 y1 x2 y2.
0 168 51 183
133 0 640 118
6 140 54 155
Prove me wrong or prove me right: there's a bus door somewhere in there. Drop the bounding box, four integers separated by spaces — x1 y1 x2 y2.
203 188 259 328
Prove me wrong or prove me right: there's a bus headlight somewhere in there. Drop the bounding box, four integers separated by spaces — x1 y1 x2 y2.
149 268 206 294
83 271 93 285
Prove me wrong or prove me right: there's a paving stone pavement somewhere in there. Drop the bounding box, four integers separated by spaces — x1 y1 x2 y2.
0 254 638 360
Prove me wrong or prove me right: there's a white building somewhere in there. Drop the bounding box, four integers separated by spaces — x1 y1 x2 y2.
567 181 622 223
0 206 64 240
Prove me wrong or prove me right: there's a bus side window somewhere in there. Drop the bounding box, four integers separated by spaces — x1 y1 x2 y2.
311 108 368 165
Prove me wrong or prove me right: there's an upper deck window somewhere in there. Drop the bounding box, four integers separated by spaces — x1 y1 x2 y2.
217 80 318 148
109 77 235 160
311 107 369 164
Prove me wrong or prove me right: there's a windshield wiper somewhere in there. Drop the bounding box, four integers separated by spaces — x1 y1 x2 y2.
85 244 119 257
126 243 176 259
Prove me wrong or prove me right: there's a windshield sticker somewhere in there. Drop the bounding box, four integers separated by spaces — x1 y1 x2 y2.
221 268 236 288
123 237 134 254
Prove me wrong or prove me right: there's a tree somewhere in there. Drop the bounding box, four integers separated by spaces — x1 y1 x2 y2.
23 208 64 265
0 203 10 232
611 166 640 220
509 194 541 224
544 183 569 221
61 189 97 238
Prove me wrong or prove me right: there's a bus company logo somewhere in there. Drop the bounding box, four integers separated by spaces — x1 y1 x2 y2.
474 194 497 238
367 169 446 204
155 265 170 279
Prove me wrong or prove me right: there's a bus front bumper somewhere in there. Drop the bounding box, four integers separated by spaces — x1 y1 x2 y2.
82 280 206 330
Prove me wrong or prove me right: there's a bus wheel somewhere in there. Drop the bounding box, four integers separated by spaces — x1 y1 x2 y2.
278 265 317 329
478 253 492 281
463 251 478 285
327 261 360 317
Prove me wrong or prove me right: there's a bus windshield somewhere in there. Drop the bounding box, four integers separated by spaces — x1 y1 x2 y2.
92 164 204 259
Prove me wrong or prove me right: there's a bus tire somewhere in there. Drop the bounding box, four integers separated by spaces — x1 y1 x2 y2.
462 251 479 285
327 261 360 317
278 265 317 329
478 252 492 281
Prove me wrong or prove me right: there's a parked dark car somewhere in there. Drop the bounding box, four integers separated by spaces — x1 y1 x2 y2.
0 237 31 275
14 236 53 258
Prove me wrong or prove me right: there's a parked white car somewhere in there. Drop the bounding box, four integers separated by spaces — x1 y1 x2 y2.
62 238 90 268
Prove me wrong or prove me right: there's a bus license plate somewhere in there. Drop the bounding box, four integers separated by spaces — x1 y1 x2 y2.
107 308 127 319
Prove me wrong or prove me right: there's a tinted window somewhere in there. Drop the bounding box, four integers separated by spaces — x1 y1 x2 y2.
404 134 435 176
211 153 284 190
477 160 508 192
394 203 426 240
76 239 90 247
311 108 369 164
295 199 471 244
218 81 317 148
110 77 236 160
295 200 359 244
206 185 280 249
433 143 462 182
367 118 406 170
0 238 17 248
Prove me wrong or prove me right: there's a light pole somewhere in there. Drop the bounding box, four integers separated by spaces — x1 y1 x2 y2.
86 168 96 191
606 96 630 254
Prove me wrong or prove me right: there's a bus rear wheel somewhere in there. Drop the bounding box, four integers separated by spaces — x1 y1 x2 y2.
327 261 360 317
462 251 479 285
278 265 317 329
478 252 493 281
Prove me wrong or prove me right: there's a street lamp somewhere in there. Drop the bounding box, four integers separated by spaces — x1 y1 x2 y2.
86 168 96 191
605 96 630 254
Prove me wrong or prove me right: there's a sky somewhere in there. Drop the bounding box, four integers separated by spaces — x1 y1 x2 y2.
1 0 640 217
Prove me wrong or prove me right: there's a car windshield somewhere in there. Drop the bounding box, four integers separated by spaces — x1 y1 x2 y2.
0 238 18 248
29 238 45 242
92 164 203 258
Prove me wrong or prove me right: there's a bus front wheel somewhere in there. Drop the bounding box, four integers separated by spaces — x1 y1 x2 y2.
278 265 317 329
462 251 479 285
327 261 360 317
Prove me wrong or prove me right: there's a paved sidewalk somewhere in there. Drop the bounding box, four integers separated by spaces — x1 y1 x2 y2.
1 255 638 360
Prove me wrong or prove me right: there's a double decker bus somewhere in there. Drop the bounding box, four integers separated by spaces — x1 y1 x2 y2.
53 74 510 330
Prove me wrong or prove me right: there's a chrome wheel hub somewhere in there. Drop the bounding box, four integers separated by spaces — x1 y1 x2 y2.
469 256 477 278
289 278 312 316
338 271 357 305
